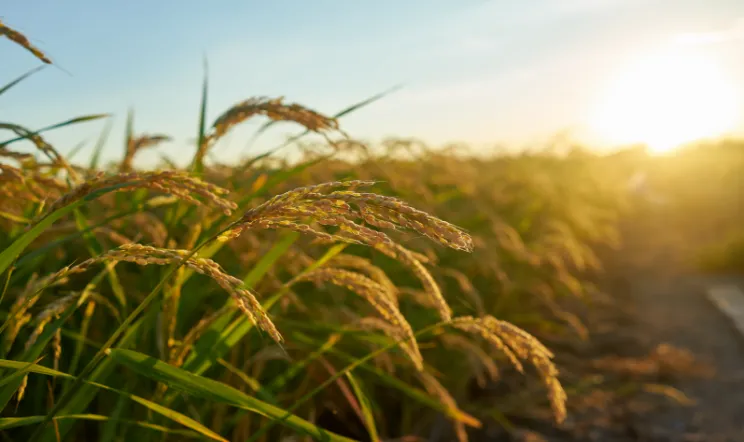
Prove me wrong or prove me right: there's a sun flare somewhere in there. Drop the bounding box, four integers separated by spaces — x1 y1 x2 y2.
590 49 740 153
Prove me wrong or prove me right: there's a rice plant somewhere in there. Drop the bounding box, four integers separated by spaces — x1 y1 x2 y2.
0 23 643 442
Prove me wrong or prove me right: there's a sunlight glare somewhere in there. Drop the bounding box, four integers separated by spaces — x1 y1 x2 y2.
590 49 740 153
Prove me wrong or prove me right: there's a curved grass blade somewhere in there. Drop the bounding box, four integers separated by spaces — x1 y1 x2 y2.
216 358 276 404
0 65 45 96
1 114 110 147
344 370 380 442
107 348 357 442
89 117 113 170
0 414 205 438
65 140 88 162
0 357 44 389
0 359 227 441
192 55 209 174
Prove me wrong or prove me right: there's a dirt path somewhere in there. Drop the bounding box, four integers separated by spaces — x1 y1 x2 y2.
591 207 744 442
619 272 744 442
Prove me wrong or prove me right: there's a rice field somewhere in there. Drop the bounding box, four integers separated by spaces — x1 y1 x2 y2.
2 22 743 441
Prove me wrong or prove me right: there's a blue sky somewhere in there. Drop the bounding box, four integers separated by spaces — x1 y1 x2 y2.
3 0 744 166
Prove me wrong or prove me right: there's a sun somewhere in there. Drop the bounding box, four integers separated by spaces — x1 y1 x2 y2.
589 48 740 154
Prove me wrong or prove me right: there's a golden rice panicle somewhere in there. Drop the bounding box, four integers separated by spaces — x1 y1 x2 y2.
4 273 72 353
209 96 339 142
219 179 471 257
452 315 567 424
294 268 423 370
122 134 172 172
196 97 342 167
52 328 62 370
356 316 422 369
377 243 451 321
0 19 51 63
451 316 524 373
24 292 78 351
2 124 80 183
16 374 28 405
30 244 282 343
316 190 473 252
218 180 377 241
41 170 237 219
330 254 398 304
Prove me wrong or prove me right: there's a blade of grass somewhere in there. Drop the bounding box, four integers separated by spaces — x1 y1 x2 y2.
89 117 113 170
215 358 276 404
107 348 357 442
0 357 44 389
0 359 227 441
99 389 130 442
65 140 88 163
191 56 209 174
0 415 205 438
345 370 380 442
0 114 110 147
0 66 46 96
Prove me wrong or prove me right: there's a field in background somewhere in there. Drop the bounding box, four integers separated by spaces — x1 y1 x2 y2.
2 23 744 442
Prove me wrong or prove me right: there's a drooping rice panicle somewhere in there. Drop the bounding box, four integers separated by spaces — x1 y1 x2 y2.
4 274 69 354
0 19 51 63
121 134 172 172
27 244 281 343
293 268 423 370
24 292 78 351
376 243 452 321
194 97 342 166
39 170 238 220
329 254 398 304
451 315 566 424
209 97 340 142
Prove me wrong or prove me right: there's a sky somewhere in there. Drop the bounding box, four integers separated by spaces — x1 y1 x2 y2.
3 0 744 166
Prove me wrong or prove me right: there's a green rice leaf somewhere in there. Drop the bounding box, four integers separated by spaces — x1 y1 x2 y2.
107 348 357 442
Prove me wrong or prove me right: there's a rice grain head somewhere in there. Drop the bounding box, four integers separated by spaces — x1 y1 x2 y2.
0 19 51 63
